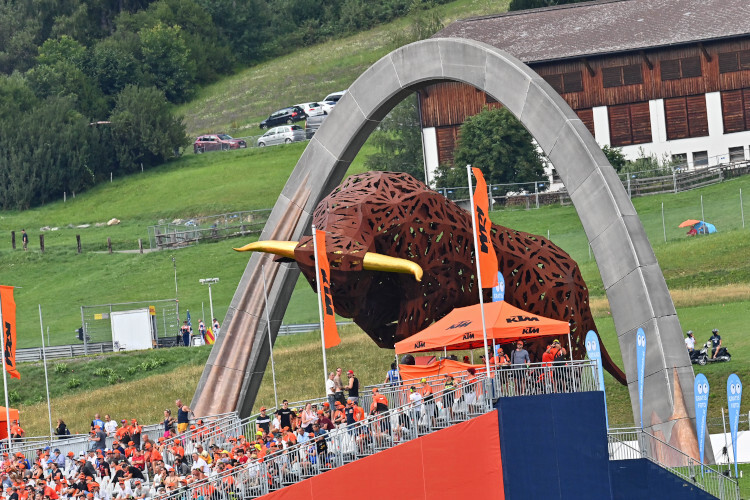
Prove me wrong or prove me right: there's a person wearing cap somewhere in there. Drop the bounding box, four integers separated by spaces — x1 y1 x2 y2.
685 331 695 352
130 419 142 450
709 329 722 358
332 402 346 426
256 407 270 434
317 409 334 431
115 421 131 445
346 369 360 404
408 385 424 424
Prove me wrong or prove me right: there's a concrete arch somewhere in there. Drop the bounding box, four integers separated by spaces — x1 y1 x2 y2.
193 38 699 452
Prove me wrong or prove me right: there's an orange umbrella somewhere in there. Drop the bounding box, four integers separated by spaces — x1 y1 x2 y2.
678 219 701 228
394 301 569 354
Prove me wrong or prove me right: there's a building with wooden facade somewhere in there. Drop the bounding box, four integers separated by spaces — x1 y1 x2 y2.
422 0 750 185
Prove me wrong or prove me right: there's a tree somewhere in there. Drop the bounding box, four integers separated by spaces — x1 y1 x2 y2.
434 107 546 193
138 22 196 102
109 85 188 172
364 94 427 182
602 144 626 172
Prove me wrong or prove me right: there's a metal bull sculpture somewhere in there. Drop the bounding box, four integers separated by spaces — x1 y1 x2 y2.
237 171 626 384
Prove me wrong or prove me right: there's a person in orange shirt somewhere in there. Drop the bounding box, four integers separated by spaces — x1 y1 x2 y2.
130 419 142 449
124 442 137 458
10 420 24 439
115 420 131 444
420 378 437 424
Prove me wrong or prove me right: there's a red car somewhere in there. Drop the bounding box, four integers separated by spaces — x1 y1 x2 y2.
193 134 247 153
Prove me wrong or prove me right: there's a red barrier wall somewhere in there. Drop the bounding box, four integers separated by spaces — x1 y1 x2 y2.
263 411 504 500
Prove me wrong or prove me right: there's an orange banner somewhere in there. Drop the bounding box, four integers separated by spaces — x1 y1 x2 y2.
0 286 20 379
472 168 498 288
314 230 340 349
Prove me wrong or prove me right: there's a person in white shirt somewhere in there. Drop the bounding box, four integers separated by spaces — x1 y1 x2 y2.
409 386 424 424
685 331 695 351
190 453 209 475
326 372 336 412
103 415 118 436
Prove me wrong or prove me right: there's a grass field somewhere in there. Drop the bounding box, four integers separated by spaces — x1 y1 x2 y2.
175 0 511 137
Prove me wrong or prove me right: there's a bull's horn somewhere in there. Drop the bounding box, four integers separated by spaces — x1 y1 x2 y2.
234 240 423 282
234 241 296 259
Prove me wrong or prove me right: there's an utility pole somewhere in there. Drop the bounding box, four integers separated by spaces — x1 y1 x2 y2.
199 278 219 328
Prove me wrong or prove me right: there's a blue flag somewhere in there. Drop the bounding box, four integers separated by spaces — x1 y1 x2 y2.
727 374 742 478
186 309 192 328
491 272 505 302
585 330 608 428
694 373 710 471
636 328 646 429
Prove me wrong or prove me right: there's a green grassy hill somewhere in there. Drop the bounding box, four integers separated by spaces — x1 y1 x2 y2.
175 0 511 137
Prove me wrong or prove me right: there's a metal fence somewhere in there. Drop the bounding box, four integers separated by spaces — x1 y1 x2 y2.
608 427 739 500
15 342 114 362
147 209 272 250
80 299 179 346
154 377 494 500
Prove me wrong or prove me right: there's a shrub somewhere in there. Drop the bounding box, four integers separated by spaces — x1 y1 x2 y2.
67 377 81 389
54 363 68 374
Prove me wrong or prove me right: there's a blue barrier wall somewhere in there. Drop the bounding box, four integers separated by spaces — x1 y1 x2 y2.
609 459 718 500
495 391 612 500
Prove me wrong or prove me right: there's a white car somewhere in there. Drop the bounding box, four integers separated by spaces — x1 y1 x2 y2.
319 101 336 114
323 90 346 103
256 125 306 147
296 102 327 117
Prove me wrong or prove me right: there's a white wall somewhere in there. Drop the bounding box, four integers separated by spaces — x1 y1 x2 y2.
422 127 439 187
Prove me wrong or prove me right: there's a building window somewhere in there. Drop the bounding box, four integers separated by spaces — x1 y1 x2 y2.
693 151 709 167
602 64 643 88
718 50 750 74
729 146 745 162
661 56 702 81
721 89 750 134
664 95 709 140
542 71 583 93
671 153 687 167
576 108 595 136
608 102 652 147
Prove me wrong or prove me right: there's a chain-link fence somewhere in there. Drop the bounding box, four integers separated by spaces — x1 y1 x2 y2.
80 299 179 349
147 209 271 250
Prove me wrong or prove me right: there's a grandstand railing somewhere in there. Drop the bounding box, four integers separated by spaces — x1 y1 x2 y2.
154 377 495 499
608 427 739 500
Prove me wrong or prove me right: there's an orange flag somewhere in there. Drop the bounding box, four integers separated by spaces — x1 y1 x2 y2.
0 286 20 379
314 230 341 349
472 168 499 288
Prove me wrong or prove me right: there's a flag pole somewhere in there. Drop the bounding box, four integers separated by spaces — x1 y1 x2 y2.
466 166 492 379
261 265 279 409
0 295 12 452
312 225 329 388
39 305 54 441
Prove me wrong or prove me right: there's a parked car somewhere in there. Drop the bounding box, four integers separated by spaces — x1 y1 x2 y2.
319 101 336 114
257 125 306 147
296 102 327 117
305 114 328 139
323 90 346 103
259 106 307 129
193 134 247 153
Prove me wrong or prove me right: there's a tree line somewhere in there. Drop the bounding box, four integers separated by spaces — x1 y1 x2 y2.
0 0 452 209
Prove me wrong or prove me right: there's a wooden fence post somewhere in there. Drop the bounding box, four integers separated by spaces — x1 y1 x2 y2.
138 239 143 254
11 231 15 250
76 234 81 254
39 234 44 253
107 237 112 254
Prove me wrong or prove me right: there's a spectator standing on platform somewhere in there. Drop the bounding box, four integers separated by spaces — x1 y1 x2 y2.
90 414 104 432
326 372 336 412
346 370 359 404
198 320 206 342
409 386 423 422
511 341 530 395
333 368 345 404
130 419 142 449
175 400 191 434
103 415 117 436
384 362 400 386
256 407 270 434
213 319 220 337
276 401 293 431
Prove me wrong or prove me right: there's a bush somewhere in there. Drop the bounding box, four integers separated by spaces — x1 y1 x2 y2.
54 363 69 374
67 377 81 389
93 367 115 377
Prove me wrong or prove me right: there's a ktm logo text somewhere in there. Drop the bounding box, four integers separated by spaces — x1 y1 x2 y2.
414 341 426 349
505 315 539 323
462 333 475 340
447 320 472 330
522 327 539 334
